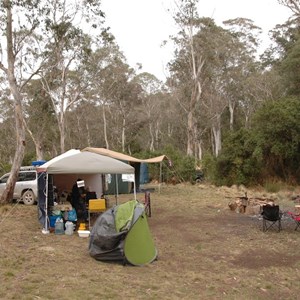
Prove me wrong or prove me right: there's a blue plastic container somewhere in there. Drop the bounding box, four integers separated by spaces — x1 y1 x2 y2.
31 160 47 166
50 215 61 228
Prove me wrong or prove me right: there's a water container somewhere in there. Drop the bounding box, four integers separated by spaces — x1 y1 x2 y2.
50 215 61 228
54 218 64 235
65 221 75 235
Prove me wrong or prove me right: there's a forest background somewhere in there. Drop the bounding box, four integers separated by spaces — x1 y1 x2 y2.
0 0 300 203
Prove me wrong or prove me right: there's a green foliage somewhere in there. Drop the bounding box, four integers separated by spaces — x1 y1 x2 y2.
252 97 300 182
161 145 196 183
208 97 300 186
201 153 217 182
281 37 300 96
22 152 36 166
0 163 12 177
207 129 262 186
135 145 197 184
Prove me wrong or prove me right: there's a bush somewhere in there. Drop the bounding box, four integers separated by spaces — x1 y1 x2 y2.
252 97 300 183
136 145 198 184
208 129 262 186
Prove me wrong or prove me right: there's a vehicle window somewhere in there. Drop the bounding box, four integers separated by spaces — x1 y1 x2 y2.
24 172 36 181
17 173 26 182
0 175 9 184
18 172 36 181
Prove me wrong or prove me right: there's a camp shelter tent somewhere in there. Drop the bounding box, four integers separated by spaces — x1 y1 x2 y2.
36 149 135 233
82 147 168 193
89 199 157 266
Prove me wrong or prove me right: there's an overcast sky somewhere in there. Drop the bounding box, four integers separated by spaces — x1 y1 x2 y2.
101 0 292 81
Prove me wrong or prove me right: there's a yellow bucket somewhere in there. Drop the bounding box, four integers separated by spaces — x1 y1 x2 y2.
79 223 86 230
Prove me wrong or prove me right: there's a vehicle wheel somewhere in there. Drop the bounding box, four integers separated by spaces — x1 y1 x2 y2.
22 190 36 205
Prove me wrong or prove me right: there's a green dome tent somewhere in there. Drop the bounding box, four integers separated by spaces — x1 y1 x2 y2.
88 200 157 266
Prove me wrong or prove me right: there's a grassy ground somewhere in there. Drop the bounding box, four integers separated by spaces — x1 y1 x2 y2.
1 183 300 300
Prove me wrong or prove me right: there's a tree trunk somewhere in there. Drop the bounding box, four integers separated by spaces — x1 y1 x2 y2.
197 140 203 160
187 111 194 156
149 123 154 151
0 2 26 204
229 99 235 131
59 112 65 153
121 117 126 152
155 121 159 150
85 122 91 147
35 141 44 161
212 115 222 157
102 105 109 149
24 124 44 160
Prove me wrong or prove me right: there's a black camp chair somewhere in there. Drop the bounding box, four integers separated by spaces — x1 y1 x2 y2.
261 205 282 232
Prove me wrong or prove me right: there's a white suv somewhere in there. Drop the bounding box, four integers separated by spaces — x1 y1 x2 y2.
0 166 38 205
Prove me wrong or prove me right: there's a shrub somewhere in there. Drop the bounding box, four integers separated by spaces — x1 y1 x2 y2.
209 129 262 186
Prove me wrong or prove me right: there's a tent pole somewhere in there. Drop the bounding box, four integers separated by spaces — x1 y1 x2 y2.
133 178 137 200
159 161 162 194
115 174 119 205
43 173 50 234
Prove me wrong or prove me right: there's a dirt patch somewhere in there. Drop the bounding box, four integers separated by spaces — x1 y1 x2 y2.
1 184 300 300
230 249 300 269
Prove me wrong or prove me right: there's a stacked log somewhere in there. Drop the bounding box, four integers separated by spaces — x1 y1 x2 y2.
228 195 275 215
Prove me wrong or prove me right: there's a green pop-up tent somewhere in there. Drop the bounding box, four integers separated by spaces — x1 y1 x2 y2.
88 200 157 266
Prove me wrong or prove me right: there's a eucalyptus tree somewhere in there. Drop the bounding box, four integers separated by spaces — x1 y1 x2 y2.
62 44 118 150
272 1 300 97
278 0 300 15
263 16 300 97
194 18 244 157
169 12 260 157
110 68 142 153
0 91 15 170
24 80 58 159
222 18 262 130
81 41 142 152
83 46 115 149
0 0 106 203
169 0 204 157
37 0 106 153
133 72 165 151
0 0 49 203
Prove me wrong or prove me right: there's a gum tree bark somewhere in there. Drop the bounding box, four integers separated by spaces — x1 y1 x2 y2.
0 1 26 204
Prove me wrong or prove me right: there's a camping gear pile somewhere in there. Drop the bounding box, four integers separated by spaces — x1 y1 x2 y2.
36 149 135 233
89 199 157 266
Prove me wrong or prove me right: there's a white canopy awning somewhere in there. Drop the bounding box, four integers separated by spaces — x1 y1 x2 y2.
37 149 135 175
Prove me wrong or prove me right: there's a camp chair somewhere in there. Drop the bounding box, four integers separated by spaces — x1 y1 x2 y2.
287 212 300 231
88 199 106 229
261 205 282 232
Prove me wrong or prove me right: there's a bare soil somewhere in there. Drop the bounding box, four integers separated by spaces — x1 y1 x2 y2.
1 184 300 299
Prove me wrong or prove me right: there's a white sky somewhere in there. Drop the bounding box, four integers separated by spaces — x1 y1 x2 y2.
101 0 293 81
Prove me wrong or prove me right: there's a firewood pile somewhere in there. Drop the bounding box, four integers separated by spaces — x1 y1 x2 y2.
227 193 275 215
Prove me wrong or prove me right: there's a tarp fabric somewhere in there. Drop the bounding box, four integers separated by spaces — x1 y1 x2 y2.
83 147 168 163
115 200 138 232
88 207 126 261
124 210 158 266
37 150 135 174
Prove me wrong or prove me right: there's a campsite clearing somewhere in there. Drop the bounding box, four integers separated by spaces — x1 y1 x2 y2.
1 184 300 299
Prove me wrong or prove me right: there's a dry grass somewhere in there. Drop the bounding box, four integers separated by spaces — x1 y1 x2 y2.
1 183 300 299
